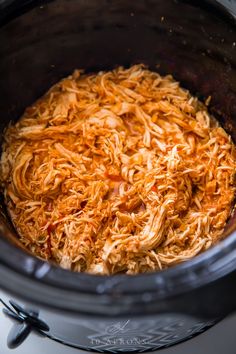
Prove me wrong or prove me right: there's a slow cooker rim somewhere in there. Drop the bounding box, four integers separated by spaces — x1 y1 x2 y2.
0 227 236 307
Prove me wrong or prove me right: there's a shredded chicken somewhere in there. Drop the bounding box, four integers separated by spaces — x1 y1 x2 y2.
0 64 235 274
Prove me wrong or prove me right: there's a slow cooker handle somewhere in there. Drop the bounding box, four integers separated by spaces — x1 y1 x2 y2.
0 299 49 349
7 322 32 349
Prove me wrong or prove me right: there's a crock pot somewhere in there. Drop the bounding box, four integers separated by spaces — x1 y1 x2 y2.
0 0 236 352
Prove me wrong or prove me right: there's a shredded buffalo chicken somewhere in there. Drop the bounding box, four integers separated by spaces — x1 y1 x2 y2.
0 65 235 274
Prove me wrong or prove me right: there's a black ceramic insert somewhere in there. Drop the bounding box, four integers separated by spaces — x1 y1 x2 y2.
0 0 236 352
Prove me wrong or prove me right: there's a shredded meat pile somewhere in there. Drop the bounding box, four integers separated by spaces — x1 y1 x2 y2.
0 65 235 274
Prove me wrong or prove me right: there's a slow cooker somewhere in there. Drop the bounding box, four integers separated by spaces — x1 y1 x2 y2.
0 0 236 352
